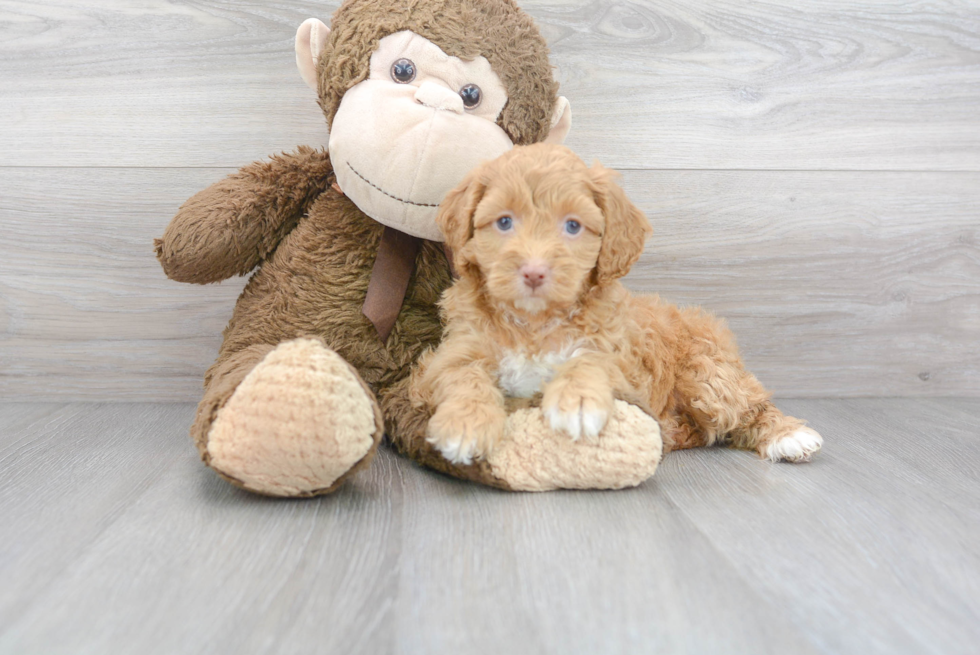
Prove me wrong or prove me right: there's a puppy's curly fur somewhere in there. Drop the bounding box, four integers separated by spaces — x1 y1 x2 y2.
412 144 822 465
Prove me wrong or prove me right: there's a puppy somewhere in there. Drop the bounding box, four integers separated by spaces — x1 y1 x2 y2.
412 143 823 466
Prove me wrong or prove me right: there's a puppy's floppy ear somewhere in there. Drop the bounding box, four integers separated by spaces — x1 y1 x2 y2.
437 165 487 271
589 162 652 284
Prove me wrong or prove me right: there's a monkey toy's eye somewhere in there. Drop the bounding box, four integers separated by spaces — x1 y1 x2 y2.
391 58 416 83
563 219 582 236
459 83 482 109
495 215 513 232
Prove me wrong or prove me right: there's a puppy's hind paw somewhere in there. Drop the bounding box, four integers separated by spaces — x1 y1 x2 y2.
765 427 823 463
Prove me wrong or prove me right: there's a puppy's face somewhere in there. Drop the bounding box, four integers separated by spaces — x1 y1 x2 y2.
438 144 652 314
469 167 603 312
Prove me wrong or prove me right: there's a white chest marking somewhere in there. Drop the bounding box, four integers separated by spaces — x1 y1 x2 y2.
496 344 589 398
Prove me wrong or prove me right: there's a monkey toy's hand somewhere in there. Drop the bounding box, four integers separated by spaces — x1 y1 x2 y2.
155 147 333 284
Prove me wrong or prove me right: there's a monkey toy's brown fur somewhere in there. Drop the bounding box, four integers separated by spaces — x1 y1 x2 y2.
159 147 451 490
155 0 663 496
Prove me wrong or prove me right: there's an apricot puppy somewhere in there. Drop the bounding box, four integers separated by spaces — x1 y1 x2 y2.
413 143 823 466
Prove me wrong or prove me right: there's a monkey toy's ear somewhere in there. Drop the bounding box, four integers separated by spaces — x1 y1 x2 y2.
543 96 572 145
295 18 330 91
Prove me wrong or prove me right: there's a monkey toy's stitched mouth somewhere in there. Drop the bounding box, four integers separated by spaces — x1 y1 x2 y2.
346 162 439 208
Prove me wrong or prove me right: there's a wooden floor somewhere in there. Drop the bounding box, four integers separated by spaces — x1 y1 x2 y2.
2 0 978 400
1 399 978 655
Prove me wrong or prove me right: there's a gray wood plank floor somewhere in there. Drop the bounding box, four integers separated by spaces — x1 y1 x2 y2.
2 399 978 655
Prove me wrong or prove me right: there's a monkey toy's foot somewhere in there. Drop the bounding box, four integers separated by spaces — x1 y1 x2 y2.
205 339 384 496
485 400 663 491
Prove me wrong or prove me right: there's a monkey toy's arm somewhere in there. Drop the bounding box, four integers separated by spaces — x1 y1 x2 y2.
154 146 333 283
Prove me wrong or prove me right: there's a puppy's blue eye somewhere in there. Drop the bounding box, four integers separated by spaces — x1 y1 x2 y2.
495 216 513 231
564 219 582 235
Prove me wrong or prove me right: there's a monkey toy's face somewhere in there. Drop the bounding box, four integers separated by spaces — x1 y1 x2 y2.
296 11 571 244
328 31 514 241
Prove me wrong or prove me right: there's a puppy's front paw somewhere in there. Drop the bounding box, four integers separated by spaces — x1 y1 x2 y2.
765 427 823 463
426 401 506 465
542 378 614 441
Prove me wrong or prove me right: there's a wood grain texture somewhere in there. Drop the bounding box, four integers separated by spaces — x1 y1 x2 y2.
2 2 976 651
0 168 245 400
1 400 978 654
547 0 980 171
662 397 980 655
391 458 821 655
1 0 978 169
620 169 980 396
0 0 977 398
2 167 977 400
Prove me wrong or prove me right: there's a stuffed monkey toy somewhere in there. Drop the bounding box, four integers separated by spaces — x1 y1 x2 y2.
155 0 662 496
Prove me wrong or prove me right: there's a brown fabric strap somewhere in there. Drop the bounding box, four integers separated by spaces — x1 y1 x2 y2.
362 226 422 344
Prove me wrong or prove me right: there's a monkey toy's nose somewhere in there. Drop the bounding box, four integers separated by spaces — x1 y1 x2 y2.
414 81 464 113
520 262 549 290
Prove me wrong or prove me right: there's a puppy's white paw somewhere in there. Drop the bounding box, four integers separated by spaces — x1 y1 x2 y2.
426 401 505 465
432 435 477 466
541 379 612 441
543 405 609 441
766 427 823 463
